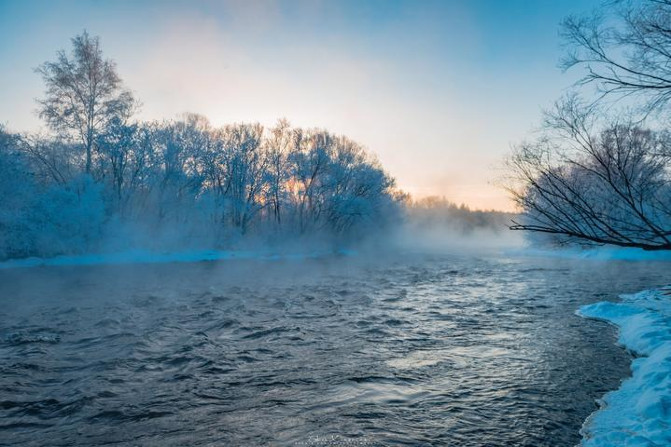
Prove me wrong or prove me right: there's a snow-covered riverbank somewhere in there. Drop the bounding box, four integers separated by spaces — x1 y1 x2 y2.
508 246 671 262
0 248 355 269
578 287 671 446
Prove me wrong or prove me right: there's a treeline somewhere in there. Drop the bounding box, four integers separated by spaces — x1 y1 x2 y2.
508 0 671 251
0 118 402 258
406 197 514 234
0 32 400 260
0 118 400 260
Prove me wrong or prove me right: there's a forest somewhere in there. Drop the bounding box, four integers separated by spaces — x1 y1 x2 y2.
0 33 408 260
4 0 669 261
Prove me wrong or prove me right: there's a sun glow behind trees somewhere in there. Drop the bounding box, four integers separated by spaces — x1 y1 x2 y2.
0 0 609 213
0 114 403 259
0 32 404 260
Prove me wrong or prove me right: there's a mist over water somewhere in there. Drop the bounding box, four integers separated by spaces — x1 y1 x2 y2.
1 250 668 446
2 0 670 444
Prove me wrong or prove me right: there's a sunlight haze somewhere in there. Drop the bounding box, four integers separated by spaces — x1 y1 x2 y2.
0 0 601 211
3 1 671 444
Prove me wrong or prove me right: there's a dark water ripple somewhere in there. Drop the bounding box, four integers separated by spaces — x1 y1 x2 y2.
0 252 669 446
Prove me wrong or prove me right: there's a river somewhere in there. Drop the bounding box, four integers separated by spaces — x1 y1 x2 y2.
1 250 668 446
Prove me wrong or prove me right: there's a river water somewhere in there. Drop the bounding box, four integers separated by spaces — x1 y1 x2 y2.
0 250 668 446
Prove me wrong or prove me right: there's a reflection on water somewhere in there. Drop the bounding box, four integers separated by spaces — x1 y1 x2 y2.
0 252 668 446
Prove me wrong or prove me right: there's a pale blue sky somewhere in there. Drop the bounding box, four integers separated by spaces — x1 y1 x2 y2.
0 0 602 210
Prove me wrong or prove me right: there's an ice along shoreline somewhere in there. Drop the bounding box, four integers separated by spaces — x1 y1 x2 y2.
577 287 671 446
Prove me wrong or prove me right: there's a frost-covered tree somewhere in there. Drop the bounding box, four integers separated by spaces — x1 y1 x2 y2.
288 129 333 233
147 115 208 224
96 118 151 214
509 0 671 250
508 98 671 250
322 136 395 234
21 134 79 185
0 126 106 258
37 31 135 174
562 0 671 115
0 127 34 258
264 119 293 227
0 31 403 260
218 123 268 233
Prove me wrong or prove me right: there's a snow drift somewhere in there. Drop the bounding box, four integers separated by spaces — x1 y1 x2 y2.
577 287 671 446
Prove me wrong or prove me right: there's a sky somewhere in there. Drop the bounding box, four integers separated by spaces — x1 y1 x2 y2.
0 0 603 211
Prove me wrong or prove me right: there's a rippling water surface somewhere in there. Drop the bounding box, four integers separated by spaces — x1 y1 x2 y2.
0 251 669 446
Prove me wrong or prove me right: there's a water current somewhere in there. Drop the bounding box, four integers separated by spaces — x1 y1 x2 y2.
1 251 668 446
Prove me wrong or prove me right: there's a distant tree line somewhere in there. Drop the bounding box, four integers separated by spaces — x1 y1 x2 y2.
0 33 400 260
508 0 671 250
407 197 514 234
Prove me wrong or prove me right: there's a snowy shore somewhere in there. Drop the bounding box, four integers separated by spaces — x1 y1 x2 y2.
508 246 671 262
578 287 671 446
3 245 669 445
0 248 355 270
